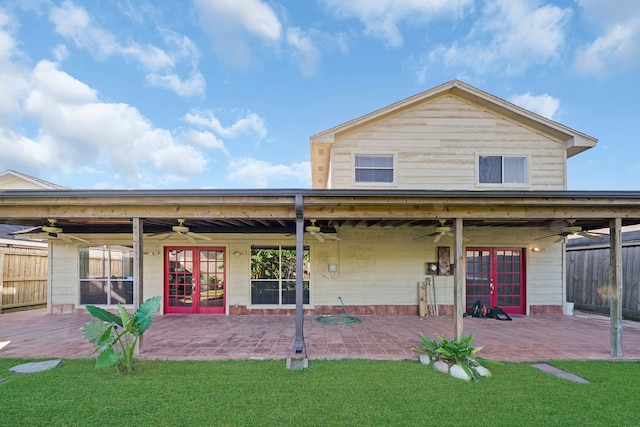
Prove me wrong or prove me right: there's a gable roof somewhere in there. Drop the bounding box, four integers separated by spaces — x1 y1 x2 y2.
309 80 598 188
0 170 67 190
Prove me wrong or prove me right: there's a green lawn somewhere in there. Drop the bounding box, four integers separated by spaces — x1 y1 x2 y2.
0 358 637 426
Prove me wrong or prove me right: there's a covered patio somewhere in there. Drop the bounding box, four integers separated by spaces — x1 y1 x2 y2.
1 308 639 363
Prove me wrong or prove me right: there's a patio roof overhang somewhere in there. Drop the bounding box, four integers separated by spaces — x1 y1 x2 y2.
1 188 637 359
1 188 640 233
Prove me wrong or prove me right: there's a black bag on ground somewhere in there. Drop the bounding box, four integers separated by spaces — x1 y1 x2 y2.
471 300 483 317
489 306 512 321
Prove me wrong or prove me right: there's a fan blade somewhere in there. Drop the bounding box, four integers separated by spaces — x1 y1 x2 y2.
433 234 442 243
184 233 197 243
412 233 430 240
64 234 90 244
147 232 172 239
578 231 604 241
187 232 212 241
319 233 341 241
554 236 566 243
533 234 558 241
313 233 325 242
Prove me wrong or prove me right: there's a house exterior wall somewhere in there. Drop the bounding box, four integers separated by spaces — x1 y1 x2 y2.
47 227 563 316
330 95 567 190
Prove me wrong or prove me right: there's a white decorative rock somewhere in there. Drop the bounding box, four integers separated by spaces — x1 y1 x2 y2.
419 354 431 365
472 365 492 377
433 360 449 373
449 364 472 381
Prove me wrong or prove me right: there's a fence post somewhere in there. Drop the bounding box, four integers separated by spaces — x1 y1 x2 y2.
0 251 4 313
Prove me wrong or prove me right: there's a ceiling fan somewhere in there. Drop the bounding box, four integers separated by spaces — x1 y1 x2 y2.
535 220 605 242
305 220 341 242
11 219 89 243
414 220 454 243
147 219 212 243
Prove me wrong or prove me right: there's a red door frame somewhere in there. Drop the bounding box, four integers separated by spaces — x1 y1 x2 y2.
465 247 526 315
164 246 226 314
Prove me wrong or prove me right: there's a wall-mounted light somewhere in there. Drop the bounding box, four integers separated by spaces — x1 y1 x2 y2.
531 247 541 252
328 263 337 272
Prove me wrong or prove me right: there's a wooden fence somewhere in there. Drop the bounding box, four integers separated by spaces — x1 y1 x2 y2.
566 243 640 318
0 246 48 313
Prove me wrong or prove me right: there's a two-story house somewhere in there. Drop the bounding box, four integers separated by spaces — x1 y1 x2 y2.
1 80 637 323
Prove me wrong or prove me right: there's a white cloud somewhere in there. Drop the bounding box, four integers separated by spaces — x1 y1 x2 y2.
182 129 228 155
226 158 310 188
286 27 322 77
193 0 282 41
48 1 205 97
0 11 30 126
0 59 210 187
575 0 640 76
320 0 473 48
414 0 571 80
184 110 267 140
193 0 282 68
509 92 560 120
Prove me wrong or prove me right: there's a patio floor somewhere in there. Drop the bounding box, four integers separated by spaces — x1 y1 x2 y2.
1 309 640 363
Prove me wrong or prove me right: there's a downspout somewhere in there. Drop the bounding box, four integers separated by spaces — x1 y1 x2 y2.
294 194 306 355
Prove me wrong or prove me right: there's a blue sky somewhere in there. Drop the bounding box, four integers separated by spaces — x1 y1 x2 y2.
0 0 638 190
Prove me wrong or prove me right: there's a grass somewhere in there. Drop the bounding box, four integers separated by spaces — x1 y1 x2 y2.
0 358 638 426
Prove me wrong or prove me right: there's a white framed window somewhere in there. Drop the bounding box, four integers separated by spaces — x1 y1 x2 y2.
354 154 395 184
79 245 134 306
478 155 528 185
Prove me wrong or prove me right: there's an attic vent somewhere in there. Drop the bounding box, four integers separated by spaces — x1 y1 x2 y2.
318 148 325 155
318 166 324 172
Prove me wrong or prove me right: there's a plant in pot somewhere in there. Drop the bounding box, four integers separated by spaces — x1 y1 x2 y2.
82 296 162 374
412 332 489 380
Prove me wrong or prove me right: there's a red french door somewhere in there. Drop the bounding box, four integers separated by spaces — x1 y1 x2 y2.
466 248 526 315
165 247 226 314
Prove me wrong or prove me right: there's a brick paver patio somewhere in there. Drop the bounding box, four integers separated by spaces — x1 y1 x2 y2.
1 309 639 362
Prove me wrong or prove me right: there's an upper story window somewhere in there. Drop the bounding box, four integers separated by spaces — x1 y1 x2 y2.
478 155 528 185
354 154 394 184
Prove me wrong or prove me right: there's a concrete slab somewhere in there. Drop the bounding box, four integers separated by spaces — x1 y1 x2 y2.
9 359 62 374
530 363 589 383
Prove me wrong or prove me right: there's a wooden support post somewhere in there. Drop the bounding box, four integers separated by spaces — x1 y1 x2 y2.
0 251 4 313
453 218 465 339
609 217 623 357
418 281 428 317
133 217 144 354
293 194 306 357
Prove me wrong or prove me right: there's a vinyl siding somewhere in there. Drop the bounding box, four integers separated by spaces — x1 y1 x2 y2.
331 95 566 190
48 227 564 313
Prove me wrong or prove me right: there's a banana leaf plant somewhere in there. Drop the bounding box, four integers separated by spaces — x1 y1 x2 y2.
82 296 162 374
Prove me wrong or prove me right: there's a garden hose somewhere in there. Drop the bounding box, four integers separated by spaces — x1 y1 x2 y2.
316 297 361 325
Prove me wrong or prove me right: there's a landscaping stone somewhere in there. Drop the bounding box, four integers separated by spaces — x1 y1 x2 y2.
419 354 431 365
472 365 492 377
433 360 449 373
449 364 471 381
9 359 62 374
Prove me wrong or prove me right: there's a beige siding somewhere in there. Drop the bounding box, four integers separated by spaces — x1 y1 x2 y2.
47 226 564 313
331 95 566 190
49 243 80 307
311 225 564 311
